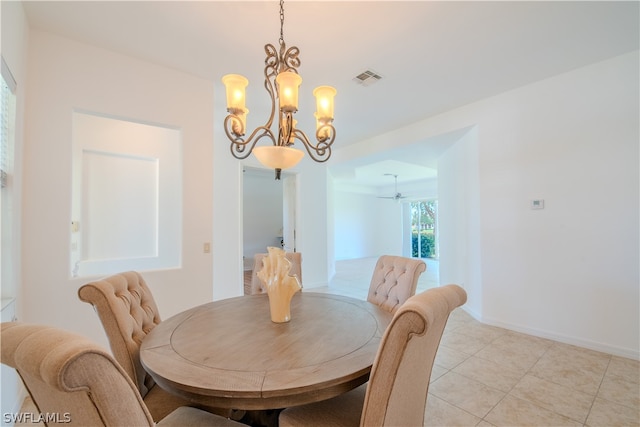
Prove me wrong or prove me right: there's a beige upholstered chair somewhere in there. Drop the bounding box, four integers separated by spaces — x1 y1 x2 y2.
78 271 228 421
250 251 302 295
367 255 427 313
279 284 467 427
0 322 243 427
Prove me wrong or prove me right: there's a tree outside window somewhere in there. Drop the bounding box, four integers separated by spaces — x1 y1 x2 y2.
411 200 437 258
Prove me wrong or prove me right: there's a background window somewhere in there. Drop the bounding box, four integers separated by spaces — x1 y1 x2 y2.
1 56 17 300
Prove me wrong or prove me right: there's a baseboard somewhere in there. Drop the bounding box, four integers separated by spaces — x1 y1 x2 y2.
462 308 639 361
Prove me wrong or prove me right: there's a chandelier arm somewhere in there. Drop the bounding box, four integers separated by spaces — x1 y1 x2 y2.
315 123 336 144
226 41 282 160
281 46 300 72
264 43 280 128
227 119 277 160
279 110 300 148
261 78 277 130
291 127 335 163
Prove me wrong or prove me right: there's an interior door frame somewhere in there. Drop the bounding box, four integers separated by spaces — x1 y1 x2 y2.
282 174 297 252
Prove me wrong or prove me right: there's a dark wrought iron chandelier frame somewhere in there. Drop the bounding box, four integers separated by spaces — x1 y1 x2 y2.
222 0 336 177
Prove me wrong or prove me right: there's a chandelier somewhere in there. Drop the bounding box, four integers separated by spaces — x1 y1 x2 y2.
221 0 337 180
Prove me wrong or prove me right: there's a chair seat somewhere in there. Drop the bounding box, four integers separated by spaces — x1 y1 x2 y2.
144 383 232 420
279 285 467 427
158 406 242 427
0 322 243 427
279 385 366 427
143 383 195 421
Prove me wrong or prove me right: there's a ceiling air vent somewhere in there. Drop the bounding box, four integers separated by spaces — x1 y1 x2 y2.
353 69 382 86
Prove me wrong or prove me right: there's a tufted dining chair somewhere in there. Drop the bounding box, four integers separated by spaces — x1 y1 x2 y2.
367 255 427 313
279 284 467 427
78 271 229 421
0 322 243 427
250 251 302 295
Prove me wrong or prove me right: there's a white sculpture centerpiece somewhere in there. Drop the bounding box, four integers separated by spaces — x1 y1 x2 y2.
257 246 302 323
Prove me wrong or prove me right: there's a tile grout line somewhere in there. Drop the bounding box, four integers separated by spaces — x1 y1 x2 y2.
582 354 614 425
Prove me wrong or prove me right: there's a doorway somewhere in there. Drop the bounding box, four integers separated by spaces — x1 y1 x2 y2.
242 167 298 291
282 174 297 252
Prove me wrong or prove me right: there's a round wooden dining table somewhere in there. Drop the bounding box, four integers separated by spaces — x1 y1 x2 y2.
140 292 392 411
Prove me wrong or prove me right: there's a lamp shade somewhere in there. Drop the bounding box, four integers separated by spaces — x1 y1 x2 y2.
313 86 336 122
222 74 248 112
276 72 302 112
253 146 304 170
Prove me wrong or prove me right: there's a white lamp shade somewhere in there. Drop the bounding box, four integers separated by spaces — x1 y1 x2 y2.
253 146 304 170
313 86 336 122
221 74 248 112
276 72 302 112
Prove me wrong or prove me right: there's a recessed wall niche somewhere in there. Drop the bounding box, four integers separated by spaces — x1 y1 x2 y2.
71 112 182 277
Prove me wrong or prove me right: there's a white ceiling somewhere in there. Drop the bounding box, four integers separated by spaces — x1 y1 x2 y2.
21 1 639 192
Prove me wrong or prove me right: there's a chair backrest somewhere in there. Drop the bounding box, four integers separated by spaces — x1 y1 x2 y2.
250 251 302 295
0 322 154 427
77 271 160 397
360 284 467 427
367 255 427 313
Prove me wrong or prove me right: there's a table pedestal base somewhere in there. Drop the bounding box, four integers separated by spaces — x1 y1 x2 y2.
232 408 282 427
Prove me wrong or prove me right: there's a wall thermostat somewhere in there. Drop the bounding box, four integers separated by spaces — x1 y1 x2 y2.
531 199 545 210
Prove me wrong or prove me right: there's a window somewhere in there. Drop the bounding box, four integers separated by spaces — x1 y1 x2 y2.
410 200 437 258
1 56 17 299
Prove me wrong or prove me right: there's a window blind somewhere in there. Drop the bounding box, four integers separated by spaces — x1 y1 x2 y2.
1 56 16 188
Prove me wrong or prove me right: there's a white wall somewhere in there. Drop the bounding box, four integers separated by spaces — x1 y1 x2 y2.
333 189 403 260
293 164 331 287
474 51 639 358
243 168 284 262
71 113 182 277
438 128 482 318
335 51 639 359
21 30 215 343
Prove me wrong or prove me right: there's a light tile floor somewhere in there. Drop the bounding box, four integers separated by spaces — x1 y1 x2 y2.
310 257 640 427
15 257 640 426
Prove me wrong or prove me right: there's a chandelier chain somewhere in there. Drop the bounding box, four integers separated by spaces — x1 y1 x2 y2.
279 0 285 46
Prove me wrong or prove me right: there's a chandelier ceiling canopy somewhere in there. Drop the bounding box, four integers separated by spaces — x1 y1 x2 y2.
222 0 337 180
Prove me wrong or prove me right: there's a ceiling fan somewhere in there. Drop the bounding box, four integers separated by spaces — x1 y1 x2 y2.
378 174 407 201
